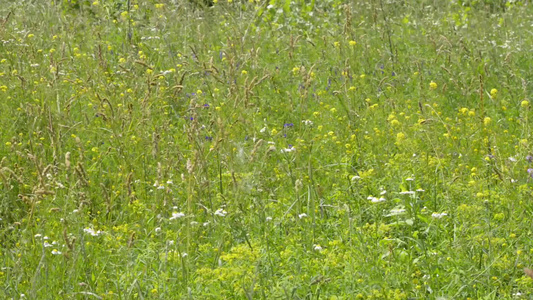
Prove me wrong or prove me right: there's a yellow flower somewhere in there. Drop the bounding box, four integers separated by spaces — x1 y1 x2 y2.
490 88 498 97
429 81 437 90
349 40 356 46
333 42 340 48
521 100 529 108
483 117 491 126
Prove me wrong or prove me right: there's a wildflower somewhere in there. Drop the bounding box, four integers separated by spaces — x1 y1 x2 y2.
483 117 492 126
214 209 227 217
170 212 185 220
371 197 386 203
490 88 498 97
281 147 296 153
528 169 533 179
526 155 533 162
349 40 356 46
333 41 340 48
351 175 361 181
416 188 425 192
51 249 62 255
44 241 52 247
302 120 313 126
429 81 437 90
34 234 42 238
522 100 529 108
389 208 406 216
431 212 448 219
313 245 323 251
266 216 272 221
399 191 415 195
298 213 307 219
84 227 103 236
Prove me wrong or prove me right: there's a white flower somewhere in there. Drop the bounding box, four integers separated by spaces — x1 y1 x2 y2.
51 249 62 255
44 241 52 248
170 212 185 220
399 191 415 195
214 209 227 217
302 120 313 126
389 208 406 216
509 157 517 162
313 245 322 251
351 175 361 181
405 177 415 181
260 127 267 133
281 147 296 153
34 234 42 238
166 180 173 185
298 213 307 219
168 240 175 245
72 209 79 214
369 196 385 203
155 227 161 232
266 216 272 222
157 185 165 190
380 190 387 195
84 228 103 236
181 253 188 257
431 212 448 219
416 189 425 192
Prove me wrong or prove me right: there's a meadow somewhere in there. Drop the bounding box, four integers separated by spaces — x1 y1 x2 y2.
0 0 532 298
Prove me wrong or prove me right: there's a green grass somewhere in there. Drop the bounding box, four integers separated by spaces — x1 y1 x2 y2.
0 0 533 299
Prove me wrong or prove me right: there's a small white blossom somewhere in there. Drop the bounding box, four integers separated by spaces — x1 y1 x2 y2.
281 147 296 153
431 212 448 219
399 191 416 195
44 241 52 248
34 234 42 238
509 157 517 162
298 213 307 219
405 177 415 181
260 127 267 133
51 249 62 255
380 190 387 195
155 227 161 232
351 175 361 181
266 216 272 222
214 209 227 217
170 212 185 220
416 188 425 192
84 228 103 236
313 245 323 251
389 208 406 216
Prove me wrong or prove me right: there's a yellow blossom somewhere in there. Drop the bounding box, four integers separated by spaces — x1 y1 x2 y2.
429 81 437 90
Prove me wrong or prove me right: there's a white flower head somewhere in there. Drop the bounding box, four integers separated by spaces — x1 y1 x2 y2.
214 209 227 217
51 249 62 255
298 213 307 219
84 227 103 236
170 212 185 220
389 208 406 216
399 191 416 195
431 212 448 219
313 244 323 251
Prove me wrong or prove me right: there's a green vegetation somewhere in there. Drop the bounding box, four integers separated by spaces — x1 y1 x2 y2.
1 0 532 298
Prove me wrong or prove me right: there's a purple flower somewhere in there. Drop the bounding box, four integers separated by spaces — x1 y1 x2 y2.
527 155 533 163
203 103 210 108
528 168 533 179
283 123 294 128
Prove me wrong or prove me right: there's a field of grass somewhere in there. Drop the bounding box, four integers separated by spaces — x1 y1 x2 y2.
0 0 532 298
